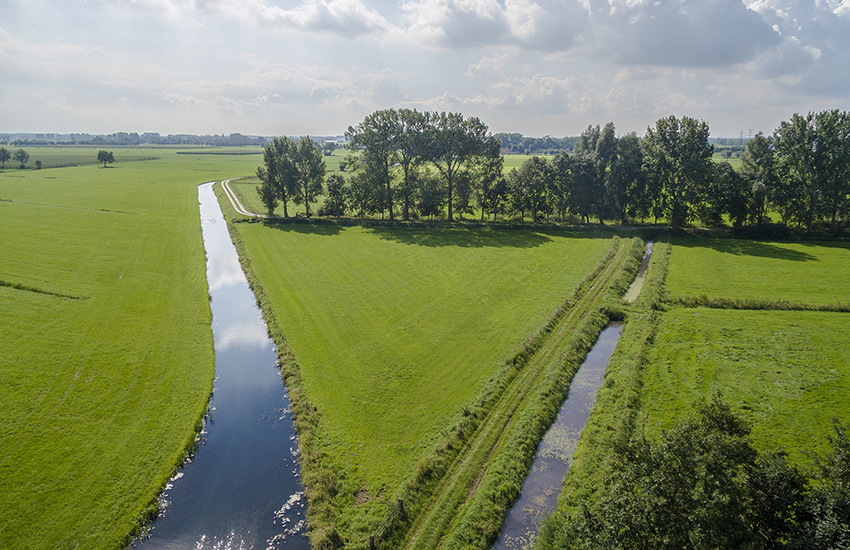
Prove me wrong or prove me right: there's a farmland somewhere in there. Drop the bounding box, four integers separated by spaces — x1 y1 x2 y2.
223 204 619 543
0 148 260 548
540 236 850 549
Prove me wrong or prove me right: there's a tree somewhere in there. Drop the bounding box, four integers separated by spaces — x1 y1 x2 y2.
417 174 445 220
509 156 553 222
346 109 400 220
257 136 299 217
0 147 10 169
97 150 115 168
474 136 505 221
699 161 749 227
14 149 29 169
608 132 644 225
292 136 325 217
426 112 489 221
255 165 278 215
396 109 430 220
322 174 348 217
741 132 778 226
643 115 714 230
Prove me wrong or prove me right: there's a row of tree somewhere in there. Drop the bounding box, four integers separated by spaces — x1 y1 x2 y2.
0 147 29 169
256 109 850 232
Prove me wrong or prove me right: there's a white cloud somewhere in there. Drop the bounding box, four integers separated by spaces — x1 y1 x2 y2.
194 0 392 39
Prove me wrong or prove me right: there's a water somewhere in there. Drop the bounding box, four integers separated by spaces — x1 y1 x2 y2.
623 241 654 303
133 182 308 550
493 323 624 550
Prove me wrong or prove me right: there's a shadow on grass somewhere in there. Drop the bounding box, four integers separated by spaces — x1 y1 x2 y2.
674 237 818 262
366 224 618 248
244 217 618 247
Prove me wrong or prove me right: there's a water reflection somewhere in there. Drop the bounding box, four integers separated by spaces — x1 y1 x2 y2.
494 323 624 550
133 183 308 550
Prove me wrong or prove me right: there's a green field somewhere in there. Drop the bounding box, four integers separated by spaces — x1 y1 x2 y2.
0 148 260 548
666 237 850 305
638 308 850 465
227 216 614 539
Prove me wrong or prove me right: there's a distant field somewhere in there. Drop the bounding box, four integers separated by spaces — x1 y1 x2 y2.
666 237 850 305
0 149 260 548
637 308 850 466
229 219 614 530
0 146 164 169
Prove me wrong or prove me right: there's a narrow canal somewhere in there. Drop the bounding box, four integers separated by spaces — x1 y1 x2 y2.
133 182 308 549
494 239 653 549
493 322 623 550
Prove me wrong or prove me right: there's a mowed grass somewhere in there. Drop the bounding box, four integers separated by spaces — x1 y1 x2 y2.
0 150 260 549
666 237 850 305
232 222 613 512
637 308 850 466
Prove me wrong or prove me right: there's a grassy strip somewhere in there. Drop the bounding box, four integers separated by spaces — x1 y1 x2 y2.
536 242 671 549
0 278 89 300
667 294 850 312
444 309 611 548
439 238 645 549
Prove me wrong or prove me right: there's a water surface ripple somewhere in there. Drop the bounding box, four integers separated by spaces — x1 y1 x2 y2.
133 182 308 550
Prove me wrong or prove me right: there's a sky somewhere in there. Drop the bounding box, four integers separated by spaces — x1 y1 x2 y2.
1 0 849 138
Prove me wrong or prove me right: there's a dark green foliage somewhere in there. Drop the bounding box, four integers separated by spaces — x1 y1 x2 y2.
97 150 115 167
642 115 714 231
14 148 29 169
256 136 326 217
545 399 850 550
321 174 348 217
0 146 10 168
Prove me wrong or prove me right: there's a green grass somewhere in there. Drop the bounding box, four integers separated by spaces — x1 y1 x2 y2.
666 237 850 305
0 146 165 170
637 307 850 466
0 150 261 549
228 219 614 541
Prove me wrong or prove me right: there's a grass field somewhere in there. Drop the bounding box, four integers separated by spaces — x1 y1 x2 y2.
666 237 850 305
0 148 260 549
228 218 614 539
637 308 850 465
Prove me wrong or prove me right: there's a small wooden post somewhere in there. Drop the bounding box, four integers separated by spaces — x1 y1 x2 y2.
398 498 404 516
369 535 375 549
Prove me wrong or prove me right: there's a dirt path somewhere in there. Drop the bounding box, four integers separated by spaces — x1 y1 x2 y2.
220 178 267 218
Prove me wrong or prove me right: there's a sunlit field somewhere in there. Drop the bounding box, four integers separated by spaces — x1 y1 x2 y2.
666 237 850 305
227 215 614 537
0 148 259 548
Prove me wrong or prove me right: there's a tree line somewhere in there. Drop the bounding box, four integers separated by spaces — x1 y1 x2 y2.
256 109 850 233
0 147 30 169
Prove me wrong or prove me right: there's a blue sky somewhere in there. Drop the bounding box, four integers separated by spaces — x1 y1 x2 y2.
1 0 849 137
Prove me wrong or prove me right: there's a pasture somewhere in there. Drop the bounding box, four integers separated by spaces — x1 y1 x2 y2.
638 308 850 465
0 148 259 548
665 237 850 305
227 218 615 538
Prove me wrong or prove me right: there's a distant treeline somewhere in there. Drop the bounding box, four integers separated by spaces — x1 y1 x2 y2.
494 133 579 155
256 108 850 234
0 132 269 147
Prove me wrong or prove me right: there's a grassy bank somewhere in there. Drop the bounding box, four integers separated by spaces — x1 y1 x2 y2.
0 151 260 548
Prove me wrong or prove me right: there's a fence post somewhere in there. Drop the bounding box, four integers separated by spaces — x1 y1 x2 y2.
398 498 404 516
369 535 375 550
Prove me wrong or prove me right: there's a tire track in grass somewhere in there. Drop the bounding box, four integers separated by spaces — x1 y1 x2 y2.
401 238 631 550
